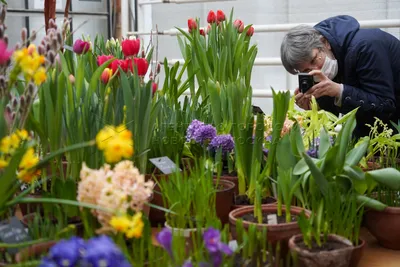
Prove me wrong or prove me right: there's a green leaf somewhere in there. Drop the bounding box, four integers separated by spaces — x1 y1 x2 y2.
318 127 331 158
303 152 328 196
366 168 400 190
356 195 386 211
335 109 357 169
345 136 369 166
293 157 320 175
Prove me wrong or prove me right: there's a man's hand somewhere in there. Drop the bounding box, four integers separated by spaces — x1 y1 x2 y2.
294 87 311 110
306 70 341 98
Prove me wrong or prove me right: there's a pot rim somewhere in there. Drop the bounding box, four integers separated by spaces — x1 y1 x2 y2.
368 206 400 214
213 179 236 193
229 204 310 228
288 233 354 257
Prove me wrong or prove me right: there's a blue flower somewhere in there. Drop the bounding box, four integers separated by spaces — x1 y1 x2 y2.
306 148 318 158
193 125 217 145
186 120 205 142
39 258 58 267
80 235 130 267
47 236 85 267
203 227 232 256
156 228 173 257
209 134 235 154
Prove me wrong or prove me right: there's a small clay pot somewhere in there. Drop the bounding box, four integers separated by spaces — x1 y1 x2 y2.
229 204 310 260
214 174 238 195
350 238 366 267
365 206 400 250
214 179 235 224
288 234 354 267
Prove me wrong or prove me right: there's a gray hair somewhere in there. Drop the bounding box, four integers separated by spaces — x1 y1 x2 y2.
280 25 325 74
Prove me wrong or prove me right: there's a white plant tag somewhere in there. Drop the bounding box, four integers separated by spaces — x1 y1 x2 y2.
267 214 278 225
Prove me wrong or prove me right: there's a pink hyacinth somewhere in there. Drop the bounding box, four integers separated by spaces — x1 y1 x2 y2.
0 40 13 65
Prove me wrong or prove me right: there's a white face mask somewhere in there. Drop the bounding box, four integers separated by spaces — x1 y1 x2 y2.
321 54 338 80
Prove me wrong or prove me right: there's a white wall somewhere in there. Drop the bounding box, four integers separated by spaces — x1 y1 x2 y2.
150 0 400 114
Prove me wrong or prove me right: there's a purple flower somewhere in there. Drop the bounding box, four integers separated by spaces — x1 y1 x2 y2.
265 135 272 142
39 258 58 267
156 228 173 256
193 125 217 145
186 120 205 142
203 228 232 255
182 260 193 267
306 148 318 158
209 134 235 153
47 236 85 267
262 148 269 156
73 39 91 54
80 235 130 267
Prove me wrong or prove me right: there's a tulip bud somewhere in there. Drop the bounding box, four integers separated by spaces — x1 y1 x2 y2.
121 38 140 57
69 74 75 84
156 63 161 74
73 39 91 55
101 68 113 84
109 37 116 47
233 19 244 33
187 18 197 33
152 82 157 96
199 29 205 36
206 24 211 34
207 11 216 24
246 26 255 37
216 10 225 22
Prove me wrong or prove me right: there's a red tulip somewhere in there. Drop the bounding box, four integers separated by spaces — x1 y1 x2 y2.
121 38 140 57
246 26 255 36
73 39 90 54
216 10 225 22
188 18 197 33
134 58 149 76
233 19 244 33
207 11 216 24
111 59 129 75
101 68 113 84
199 29 206 36
97 55 114 67
152 82 158 95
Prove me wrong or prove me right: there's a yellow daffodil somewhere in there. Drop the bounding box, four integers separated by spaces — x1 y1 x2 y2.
95 124 134 163
12 45 47 85
110 215 131 232
109 212 144 239
17 148 41 183
0 158 8 169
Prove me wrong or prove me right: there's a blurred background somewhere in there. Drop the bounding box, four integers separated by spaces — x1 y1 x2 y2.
6 0 400 114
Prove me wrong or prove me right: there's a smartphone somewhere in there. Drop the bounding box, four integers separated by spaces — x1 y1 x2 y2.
298 73 315 93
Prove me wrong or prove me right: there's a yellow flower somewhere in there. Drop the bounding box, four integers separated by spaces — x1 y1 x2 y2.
125 212 144 239
110 215 131 233
0 158 8 169
15 129 29 140
33 67 47 85
17 148 41 183
109 212 144 239
96 124 134 164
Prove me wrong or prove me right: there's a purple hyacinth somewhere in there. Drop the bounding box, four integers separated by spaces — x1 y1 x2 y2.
306 148 318 158
193 125 217 145
47 236 85 267
156 228 173 257
186 120 205 142
265 135 273 142
80 235 131 267
209 134 235 153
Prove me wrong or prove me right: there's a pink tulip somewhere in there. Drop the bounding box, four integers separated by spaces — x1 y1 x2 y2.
121 38 140 57
73 39 90 54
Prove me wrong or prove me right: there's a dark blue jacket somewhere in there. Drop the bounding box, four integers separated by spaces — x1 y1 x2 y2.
314 15 400 138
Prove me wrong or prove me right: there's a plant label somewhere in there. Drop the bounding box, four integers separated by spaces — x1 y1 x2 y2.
252 105 265 115
149 156 181 175
267 214 278 225
0 217 31 255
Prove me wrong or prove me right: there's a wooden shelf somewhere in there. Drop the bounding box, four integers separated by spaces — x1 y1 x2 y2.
358 228 400 267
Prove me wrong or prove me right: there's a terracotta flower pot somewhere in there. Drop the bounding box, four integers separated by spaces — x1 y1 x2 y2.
365 206 400 250
214 174 238 195
229 204 310 260
350 238 366 267
288 234 354 267
214 179 235 224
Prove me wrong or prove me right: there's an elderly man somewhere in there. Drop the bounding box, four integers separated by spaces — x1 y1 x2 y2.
280 15 400 138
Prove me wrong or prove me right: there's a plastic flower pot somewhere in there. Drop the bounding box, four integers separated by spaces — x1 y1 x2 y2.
164 222 204 254
365 206 400 250
288 234 354 267
214 179 235 224
229 204 310 260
